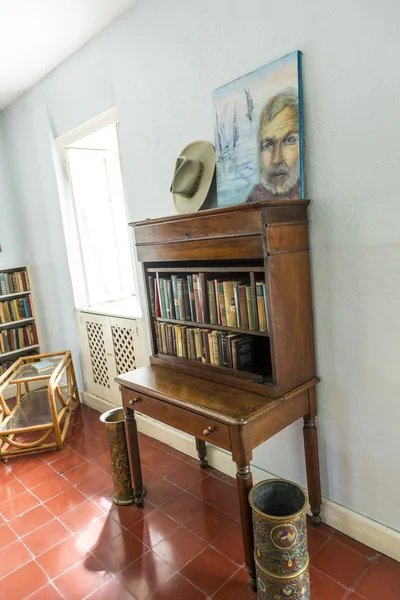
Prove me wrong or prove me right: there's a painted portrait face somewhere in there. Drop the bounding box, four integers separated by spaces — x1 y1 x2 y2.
259 106 300 196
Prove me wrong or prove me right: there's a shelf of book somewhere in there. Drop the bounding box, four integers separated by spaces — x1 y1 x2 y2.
154 317 269 337
0 344 40 359
0 291 32 301
0 317 35 329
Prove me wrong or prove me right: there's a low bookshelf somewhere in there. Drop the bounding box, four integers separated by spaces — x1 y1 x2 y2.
134 199 316 399
0 266 40 379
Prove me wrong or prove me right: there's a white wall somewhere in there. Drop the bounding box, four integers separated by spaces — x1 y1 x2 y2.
1 0 399 532
0 119 23 269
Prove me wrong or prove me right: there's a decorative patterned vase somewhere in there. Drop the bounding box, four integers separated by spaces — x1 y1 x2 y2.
100 408 134 505
249 479 310 599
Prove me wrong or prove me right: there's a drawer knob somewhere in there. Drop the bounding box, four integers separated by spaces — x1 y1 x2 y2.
203 426 213 436
185 231 191 238
129 397 140 406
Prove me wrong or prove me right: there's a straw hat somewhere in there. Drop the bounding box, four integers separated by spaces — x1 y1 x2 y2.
171 141 216 214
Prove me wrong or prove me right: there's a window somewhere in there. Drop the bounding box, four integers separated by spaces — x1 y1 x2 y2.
57 111 135 308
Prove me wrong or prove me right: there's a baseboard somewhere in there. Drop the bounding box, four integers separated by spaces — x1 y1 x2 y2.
80 396 400 562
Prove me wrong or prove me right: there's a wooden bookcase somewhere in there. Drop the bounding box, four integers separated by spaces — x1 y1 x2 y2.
0 266 40 377
133 199 316 399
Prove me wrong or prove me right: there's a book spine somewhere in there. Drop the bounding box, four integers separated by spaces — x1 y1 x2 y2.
154 278 161 317
208 331 215 365
181 327 188 358
160 323 167 354
0 274 6 295
256 281 267 331
183 279 191 322
166 279 175 319
171 275 180 320
221 332 228 366
246 286 256 330
233 336 254 371
207 280 218 324
238 285 249 330
158 278 167 318
212 330 219 365
177 278 185 321
193 274 202 322
214 280 221 324
231 338 238 369
233 282 241 328
262 282 269 330
187 276 196 322
217 282 227 326
194 329 202 361
148 276 156 317
223 281 236 328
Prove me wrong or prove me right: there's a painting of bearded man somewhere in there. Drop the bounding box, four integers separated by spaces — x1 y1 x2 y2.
213 51 303 208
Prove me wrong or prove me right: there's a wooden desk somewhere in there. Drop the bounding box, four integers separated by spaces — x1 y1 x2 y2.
117 364 322 590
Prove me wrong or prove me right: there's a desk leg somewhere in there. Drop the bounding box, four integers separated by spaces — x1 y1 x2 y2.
303 386 322 525
195 438 209 469
125 408 146 508
236 463 256 591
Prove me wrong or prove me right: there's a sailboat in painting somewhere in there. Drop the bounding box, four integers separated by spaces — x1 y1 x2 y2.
215 102 241 159
244 88 254 123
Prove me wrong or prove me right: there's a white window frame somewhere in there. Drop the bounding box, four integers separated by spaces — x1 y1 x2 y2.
55 108 136 310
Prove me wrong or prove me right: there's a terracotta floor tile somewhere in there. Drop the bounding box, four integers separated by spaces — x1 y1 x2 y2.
212 567 257 600
91 486 114 513
111 501 156 529
59 499 105 533
51 450 86 473
27 583 65 599
153 526 207 570
308 524 330 558
0 466 17 486
162 490 205 524
309 566 348 599
313 538 369 588
32 474 72 502
180 546 239 596
0 478 26 503
166 463 210 489
117 551 176 600
0 560 48 600
355 555 400 600
75 439 109 460
76 472 113 498
332 531 378 558
63 461 102 485
209 469 236 486
129 508 179 548
308 515 335 537
145 479 182 507
23 518 71 556
346 594 365 600
140 444 168 467
185 505 233 543
18 463 58 488
67 432 99 451
90 452 112 471
0 538 33 578
8 504 54 536
150 454 186 477
0 523 18 549
142 465 163 487
44 487 86 517
36 535 89 579
147 572 207 600
149 439 174 453
1 490 40 521
93 528 148 573
6 456 44 477
168 449 192 463
53 554 112 600
76 515 123 551
188 477 240 519
40 446 72 463
212 521 245 565
85 578 135 600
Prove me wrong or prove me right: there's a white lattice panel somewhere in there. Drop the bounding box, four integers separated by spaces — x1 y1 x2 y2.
86 321 110 388
111 325 137 375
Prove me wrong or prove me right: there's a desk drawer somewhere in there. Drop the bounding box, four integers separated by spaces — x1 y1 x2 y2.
123 388 231 450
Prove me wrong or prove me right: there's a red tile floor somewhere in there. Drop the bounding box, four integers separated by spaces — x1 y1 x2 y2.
0 403 399 599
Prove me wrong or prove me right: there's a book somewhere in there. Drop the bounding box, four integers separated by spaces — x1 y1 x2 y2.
211 330 220 365
256 281 267 331
171 275 181 319
177 278 185 321
193 274 203 322
166 279 175 319
32 360 54 373
154 279 161 317
223 281 236 328
182 278 191 322
233 282 241 328
216 280 227 326
226 333 241 368
194 329 203 361
238 285 249 330
262 283 269 330
148 276 156 317
187 275 196 322
231 335 254 372
207 280 218 324
245 286 256 330
158 278 167 318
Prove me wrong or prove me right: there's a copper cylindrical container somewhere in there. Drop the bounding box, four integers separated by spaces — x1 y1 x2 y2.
100 408 134 505
249 479 310 599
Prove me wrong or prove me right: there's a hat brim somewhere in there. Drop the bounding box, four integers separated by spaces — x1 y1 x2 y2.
173 141 216 214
